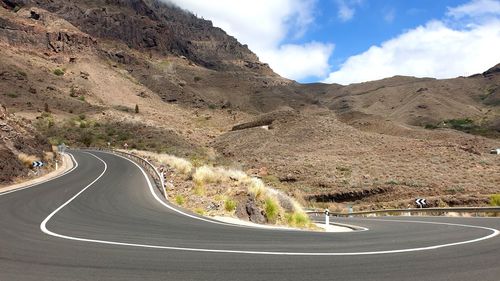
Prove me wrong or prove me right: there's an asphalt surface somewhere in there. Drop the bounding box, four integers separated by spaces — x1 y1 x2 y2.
0 150 499 281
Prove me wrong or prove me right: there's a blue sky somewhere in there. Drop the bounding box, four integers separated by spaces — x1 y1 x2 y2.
168 0 500 84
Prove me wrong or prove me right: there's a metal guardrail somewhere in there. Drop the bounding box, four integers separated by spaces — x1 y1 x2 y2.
307 207 500 217
81 148 166 197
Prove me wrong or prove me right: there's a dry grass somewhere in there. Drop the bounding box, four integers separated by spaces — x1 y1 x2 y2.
17 153 39 167
157 154 193 175
285 211 311 228
246 177 267 200
131 150 193 174
193 165 223 186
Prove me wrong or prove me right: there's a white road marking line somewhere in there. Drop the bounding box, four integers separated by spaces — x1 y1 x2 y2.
39 151 500 256
0 153 78 196
105 150 368 232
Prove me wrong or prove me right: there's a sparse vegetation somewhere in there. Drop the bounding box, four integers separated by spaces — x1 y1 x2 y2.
194 208 205 215
193 184 205 196
175 194 185 205
490 194 500 206
248 178 266 200
53 68 65 76
6 92 18 98
424 123 438 129
386 179 399 185
285 211 310 228
135 104 139 114
264 196 281 223
224 199 237 212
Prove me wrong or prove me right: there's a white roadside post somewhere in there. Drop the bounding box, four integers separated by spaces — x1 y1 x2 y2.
325 209 330 226
55 159 58 170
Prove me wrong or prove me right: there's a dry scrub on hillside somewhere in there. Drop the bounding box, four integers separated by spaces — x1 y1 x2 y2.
129 149 314 229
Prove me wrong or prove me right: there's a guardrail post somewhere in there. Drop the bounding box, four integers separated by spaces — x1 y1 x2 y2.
325 209 330 226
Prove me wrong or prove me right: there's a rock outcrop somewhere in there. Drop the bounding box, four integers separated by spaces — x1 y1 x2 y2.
0 104 52 185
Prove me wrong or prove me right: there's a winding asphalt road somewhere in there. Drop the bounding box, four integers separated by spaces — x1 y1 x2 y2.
0 150 499 280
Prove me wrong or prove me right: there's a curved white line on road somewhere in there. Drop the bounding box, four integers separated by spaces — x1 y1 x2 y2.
39 151 500 256
106 150 366 232
0 153 78 196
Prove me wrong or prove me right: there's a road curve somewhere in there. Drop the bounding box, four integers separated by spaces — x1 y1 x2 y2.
0 150 499 281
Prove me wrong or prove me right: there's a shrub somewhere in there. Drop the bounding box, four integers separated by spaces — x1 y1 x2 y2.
193 76 202 82
224 199 237 212
53 68 65 76
135 104 139 114
175 194 185 205
17 153 39 167
444 118 476 131
158 155 193 174
491 194 500 206
424 124 438 129
6 92 18 98
247 177 266 200
193 184 205 196
264 196 281 223
193 165 223 186
195 208 205 215
285 211 311 228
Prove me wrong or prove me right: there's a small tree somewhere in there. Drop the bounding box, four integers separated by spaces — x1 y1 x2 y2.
44 102 50 113
135 104 139 114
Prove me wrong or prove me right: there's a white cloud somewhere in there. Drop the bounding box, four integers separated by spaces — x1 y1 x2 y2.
337 0 355 21
260 42 334 79
383 8 396 23
324 1 500 85
336 0 362 22
447 0 500 19
165 0 333 81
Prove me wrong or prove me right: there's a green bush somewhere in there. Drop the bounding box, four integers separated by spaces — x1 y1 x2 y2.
224 199 237 212
264 196 280 222
490 194 500 206
53 69 65 76
285 211 310 228
175 194 185 205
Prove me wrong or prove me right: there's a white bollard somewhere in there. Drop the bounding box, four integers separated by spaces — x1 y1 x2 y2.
325 209 330 226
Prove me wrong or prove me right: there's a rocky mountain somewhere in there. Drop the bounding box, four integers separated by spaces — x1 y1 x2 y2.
0 0 499 208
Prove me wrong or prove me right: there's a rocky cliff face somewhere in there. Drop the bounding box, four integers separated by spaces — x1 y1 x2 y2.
6 0 270 72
